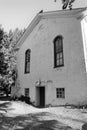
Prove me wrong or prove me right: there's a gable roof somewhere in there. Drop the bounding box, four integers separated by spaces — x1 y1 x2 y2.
15 7 87 49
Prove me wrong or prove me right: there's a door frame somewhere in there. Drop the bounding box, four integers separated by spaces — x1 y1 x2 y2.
36 86 45 107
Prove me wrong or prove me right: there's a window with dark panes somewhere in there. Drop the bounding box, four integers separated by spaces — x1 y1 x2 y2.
25 49 31 73
56 88 65 98
25 88 29 97
53 35 64 68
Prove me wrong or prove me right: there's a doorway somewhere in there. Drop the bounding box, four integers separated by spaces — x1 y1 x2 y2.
36 87 45 107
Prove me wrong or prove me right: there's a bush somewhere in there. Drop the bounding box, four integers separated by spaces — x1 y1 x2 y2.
10 95 34 105
82 123 87 130
18 95 31 104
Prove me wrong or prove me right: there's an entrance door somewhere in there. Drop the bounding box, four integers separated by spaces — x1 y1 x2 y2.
36 87 45 107
39 87 45 107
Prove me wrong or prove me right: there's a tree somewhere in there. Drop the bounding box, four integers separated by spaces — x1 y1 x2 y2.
0 28 24 96
0 29 8 76
0 28 9 96
54 0 75 10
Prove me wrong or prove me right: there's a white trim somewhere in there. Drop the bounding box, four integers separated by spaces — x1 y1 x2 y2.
81 18 87 72
15 13 42 48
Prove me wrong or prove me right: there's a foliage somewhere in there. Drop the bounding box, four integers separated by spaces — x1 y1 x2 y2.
0 29 7 76
0 27 25 96
54 0 75 10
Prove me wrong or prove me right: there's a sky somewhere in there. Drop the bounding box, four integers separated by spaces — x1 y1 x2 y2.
0 0 87 32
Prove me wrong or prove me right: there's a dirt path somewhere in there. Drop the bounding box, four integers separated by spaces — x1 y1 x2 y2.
0 112 75 130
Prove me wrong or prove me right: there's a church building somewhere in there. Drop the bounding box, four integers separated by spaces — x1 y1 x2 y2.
15 7 87 107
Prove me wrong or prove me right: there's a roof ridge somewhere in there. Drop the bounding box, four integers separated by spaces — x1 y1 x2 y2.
41 7 87 16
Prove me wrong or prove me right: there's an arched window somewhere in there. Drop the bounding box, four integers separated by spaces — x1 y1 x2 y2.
53 35 64 68
25 49 31 73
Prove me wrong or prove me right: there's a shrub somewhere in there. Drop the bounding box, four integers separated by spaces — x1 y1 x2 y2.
18 95 31 104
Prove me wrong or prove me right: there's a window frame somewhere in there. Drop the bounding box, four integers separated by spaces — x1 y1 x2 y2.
25 88 29 97
56 88 65 99
25 49 31 74
53 35 64 68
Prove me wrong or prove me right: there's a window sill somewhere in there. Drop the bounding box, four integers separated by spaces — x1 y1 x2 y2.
54 64 64 68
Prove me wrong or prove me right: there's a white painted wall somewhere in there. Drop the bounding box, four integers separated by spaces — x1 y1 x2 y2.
17 15 87 106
